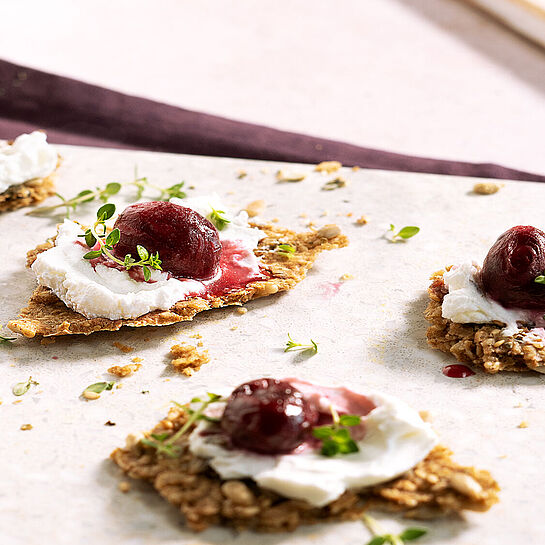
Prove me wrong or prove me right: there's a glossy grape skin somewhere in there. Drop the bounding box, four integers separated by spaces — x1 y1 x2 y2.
221 378 319 454
480 225 545 310
113 201 221 279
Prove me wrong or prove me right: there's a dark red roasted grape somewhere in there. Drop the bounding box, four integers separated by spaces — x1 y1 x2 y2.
113 201 221 280
221 378 319 454
480 225 545 309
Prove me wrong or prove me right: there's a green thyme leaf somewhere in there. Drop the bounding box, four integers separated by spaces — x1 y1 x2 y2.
321 440 340 457
105 228 121 246
84 381 114 394
210 207 231 231
312 426 335 440
396 226 420 239
165 182 186 200
105 182 122 195
12 377 38 396
76 189 95 203
137 245 149 260
399 528 428 541
535 275 545 284
142 266 151 282
339 414 361 427
97 203 116 221
151 432 170 441
366 537 387 545
85 230 97 248
83 250 102 260
276 243 296 258
0 334 16 345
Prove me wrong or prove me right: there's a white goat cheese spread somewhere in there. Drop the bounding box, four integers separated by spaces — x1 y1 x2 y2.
441 262 527 336
0 132 57 192
188 387 437 507
31 195 266 319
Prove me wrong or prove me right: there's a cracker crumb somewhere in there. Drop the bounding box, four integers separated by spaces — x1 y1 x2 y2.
189 333 202 339
237 169 248 179
83 391 100 400
197 341 203 347
230 325 238 331
271 218 279 223
118 481 131 493
315 161 342 174
237 307 248 315
108 363 142 377
322 176 347 191
299 212 308 218
40 337 56 346
244 199 266 218
518 421 529 428
105 420 116 426
356 215 368 225
116 383 123 389
276 170 306 183
112 341 134 353
170 343 210 376
473 182 502 195
131 357 143 363
320 210 329 217
317 224 341 239
419 410 431 422
340 274 354 281
20 423 33 431
352 165 360 171
306 221 316 229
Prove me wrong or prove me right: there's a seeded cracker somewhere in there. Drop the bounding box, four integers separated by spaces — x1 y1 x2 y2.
425 269 545 373
0 156 61 213
8 223 348 337
111 406 499 532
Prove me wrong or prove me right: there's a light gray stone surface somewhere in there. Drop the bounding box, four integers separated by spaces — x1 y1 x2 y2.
0 145 542 544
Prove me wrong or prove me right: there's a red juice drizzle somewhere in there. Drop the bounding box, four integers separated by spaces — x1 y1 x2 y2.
442 364 475 378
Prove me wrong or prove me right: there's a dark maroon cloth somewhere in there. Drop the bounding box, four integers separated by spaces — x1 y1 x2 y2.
1 58 544 182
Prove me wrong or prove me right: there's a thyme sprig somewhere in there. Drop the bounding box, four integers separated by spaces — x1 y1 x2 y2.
362 513 427 545
141 393 226 458
28 166 186 217
12 376 39 396
0 334 16 346
81 203 162 282
284 333 318 354
387 224 420 242
312 405 361 457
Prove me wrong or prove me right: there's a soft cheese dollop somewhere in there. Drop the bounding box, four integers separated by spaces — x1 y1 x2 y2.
0 132 57 192
189 383 437 507
442 263 528 336
31 196 266 319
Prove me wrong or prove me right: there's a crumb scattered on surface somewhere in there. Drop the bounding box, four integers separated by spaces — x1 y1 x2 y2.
170 343 210 376
315 161 342 174
299 212 308 218
131 357 143 363
105 420 116 426
419 410 431 422
237 307 248 315
118 481 131 493
276 170 306 183
20 424 32 431
108 363 142 377
230 325 238 331
473 182 502 195
244 199 266 218
112 341 134 353
346 212 353 217
352 165 360 171
197 341 203 347
317 224 341 239
237 169 247 179
13 400 22 405
518 421 529 428
340 274 354 281
189 333 202 339
356 216 368 225
320 210 329 217
322 177 347 191
40 337 56 346
116 383 123 389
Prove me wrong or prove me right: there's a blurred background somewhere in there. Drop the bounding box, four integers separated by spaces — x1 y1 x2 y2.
1 0 544 173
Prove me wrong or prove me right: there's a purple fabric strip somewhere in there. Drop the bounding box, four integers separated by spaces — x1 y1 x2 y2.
1 58 544 182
